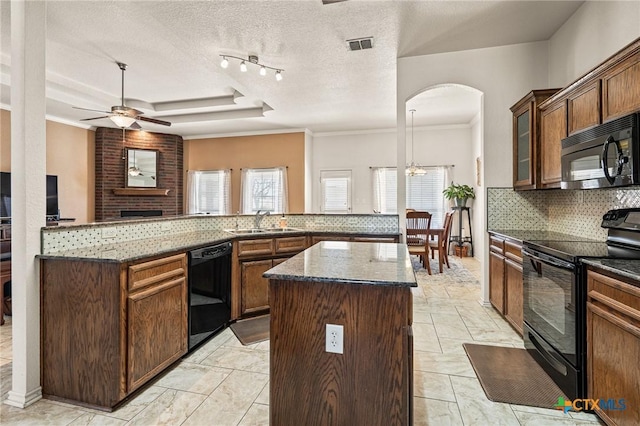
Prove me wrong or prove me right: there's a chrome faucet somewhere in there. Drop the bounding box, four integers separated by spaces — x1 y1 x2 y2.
255 210 270 229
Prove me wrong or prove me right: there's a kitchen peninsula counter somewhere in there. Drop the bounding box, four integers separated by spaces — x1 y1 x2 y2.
264 241 416 425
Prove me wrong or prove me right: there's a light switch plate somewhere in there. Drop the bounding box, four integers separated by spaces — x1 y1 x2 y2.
161 222 171 232
101 227 117 239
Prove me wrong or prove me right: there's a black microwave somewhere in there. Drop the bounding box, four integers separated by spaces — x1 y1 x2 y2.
561 112 639 189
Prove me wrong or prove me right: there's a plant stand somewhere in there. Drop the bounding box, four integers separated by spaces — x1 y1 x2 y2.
449 206 473 257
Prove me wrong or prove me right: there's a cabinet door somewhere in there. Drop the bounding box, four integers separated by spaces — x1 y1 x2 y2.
540 100 567 188
602 50 640 122
504 258 523 336
241 259 273 316
587 270 640 426
567 80 601 135
513 103 534 188
127 273 187 392
489 251 505 314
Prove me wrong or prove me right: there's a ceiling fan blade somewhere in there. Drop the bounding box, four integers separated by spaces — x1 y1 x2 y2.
80 116 112 121
137 116 172 126
73 106 112 114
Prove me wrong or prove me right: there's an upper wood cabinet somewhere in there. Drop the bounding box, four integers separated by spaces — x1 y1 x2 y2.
602 47 640 122
539 98 567 188
513 38 640 190
510 89 560 190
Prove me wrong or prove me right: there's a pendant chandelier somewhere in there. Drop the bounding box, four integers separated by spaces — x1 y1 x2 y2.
406 109 426 176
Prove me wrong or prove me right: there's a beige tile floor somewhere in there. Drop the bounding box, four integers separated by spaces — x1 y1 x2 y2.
0 257 603 425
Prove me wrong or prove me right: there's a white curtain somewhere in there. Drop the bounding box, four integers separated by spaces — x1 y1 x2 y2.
372 167 397 214
240 167 288 214
186 169 231 215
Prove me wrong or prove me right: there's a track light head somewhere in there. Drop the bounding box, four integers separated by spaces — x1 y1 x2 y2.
275 70 283 81
220 56 229 69
240 61 247 72
260 66 266 76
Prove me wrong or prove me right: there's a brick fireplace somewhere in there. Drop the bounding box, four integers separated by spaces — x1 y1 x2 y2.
94 127 184 221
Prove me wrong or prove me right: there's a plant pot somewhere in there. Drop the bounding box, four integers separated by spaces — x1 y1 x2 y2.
454 197 468 207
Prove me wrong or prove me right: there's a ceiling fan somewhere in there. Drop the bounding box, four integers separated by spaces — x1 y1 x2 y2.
74 62 171 129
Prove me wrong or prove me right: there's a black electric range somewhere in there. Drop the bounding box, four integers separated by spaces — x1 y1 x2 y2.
521 208 640 400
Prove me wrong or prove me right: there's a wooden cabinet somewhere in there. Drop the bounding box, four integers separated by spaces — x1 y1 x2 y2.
232 235 308 319
586 268 640 426
241 259 272 316
602 48 640 122
510 89 560 190
489 235 505 314
503 240 523 335
567 79 601 135
126 255 187 393
539 98 567 188
41 252 188 410
514 39 640 191
488 233 523 335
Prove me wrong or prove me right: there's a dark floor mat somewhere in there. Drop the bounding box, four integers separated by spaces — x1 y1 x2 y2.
463 343 567 409
230 315 270 346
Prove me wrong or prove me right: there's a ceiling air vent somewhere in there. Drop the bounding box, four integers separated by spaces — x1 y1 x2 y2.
322 0 348 4
346 37 374 51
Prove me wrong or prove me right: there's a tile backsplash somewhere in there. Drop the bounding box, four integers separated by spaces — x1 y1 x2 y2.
41 214 399 254
487 187 640 240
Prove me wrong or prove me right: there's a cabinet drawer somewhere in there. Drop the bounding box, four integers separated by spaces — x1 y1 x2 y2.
352 236 398 243
311 235 351 245
489 236 504 254
588 270 640 316
128 253 187 292
504 240 522 262
237 238 274 257
275 236 307 254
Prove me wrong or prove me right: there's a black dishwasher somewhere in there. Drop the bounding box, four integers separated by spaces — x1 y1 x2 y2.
188 241 232 351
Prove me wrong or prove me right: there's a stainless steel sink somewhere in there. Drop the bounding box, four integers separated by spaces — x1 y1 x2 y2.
224 227 301 235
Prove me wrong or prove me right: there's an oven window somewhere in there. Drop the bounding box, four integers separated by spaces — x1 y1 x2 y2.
568 153 604 181
523 258 577 362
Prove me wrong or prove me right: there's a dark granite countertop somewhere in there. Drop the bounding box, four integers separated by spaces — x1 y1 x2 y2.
38 227 400 263
581 258 640 284
263 241 417 287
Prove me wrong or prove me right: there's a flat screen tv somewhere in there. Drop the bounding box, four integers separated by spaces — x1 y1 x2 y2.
0 171 59 220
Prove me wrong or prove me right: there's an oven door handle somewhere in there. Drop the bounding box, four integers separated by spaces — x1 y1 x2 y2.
522 248 575 271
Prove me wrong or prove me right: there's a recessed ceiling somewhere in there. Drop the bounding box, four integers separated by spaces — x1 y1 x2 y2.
0 0 583 137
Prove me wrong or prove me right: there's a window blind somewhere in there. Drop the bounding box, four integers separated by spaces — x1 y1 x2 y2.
186 170 231 215
320 170 352 213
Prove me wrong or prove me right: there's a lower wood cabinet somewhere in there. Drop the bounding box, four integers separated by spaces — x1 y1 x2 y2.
41 253 188 410
240 259 273 316
488 233 523 335
587 268 640 426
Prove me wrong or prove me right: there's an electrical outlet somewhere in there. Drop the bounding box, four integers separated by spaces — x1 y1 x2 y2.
326 324 344 354
101 227 117 239
348 217 358 225
161 221 171 232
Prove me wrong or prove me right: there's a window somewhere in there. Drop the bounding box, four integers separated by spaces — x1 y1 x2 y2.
372 167 397 214
320 170 352 213
372 166 449 226
406 167 448 226
186 170 231 215
240 167 288 213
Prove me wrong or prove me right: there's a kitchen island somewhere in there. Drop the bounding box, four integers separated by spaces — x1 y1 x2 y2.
264 241 416 425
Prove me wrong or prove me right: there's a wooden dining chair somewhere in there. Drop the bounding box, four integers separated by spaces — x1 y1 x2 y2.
429 211 454 273
406 211 432 274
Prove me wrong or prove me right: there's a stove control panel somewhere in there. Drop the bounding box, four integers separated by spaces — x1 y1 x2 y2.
602 208 640 231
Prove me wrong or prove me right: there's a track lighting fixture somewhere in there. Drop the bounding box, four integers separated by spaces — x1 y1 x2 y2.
219 54 284 81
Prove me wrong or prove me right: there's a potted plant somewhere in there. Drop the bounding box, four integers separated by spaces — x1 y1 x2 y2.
443 182 475 207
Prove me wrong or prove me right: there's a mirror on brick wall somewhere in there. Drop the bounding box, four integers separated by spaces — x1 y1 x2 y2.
126 149 158 188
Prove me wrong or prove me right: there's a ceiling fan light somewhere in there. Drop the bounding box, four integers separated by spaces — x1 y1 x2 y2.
220 57 229 68
110 115 136 128
260 66 266 76
275 70 283 81
240 61 247 72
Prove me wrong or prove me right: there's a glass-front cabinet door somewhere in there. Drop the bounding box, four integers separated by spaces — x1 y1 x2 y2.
510 89 561 190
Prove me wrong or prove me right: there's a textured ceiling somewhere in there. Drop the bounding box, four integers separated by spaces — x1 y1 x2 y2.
0 0 583 137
